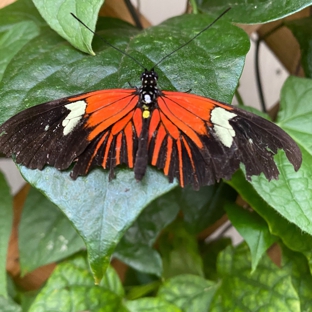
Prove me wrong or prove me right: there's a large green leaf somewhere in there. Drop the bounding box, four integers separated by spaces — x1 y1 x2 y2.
199 0 312 24
0 10 249 281
225 202 277 273
286 17 312 78
249 76 312 236
19 187 85 275
210 243 300 311
20 166 177 283
0 171 12 298
29 254 127 312
228 171 312 264
32 0 105 54
158 275 218 312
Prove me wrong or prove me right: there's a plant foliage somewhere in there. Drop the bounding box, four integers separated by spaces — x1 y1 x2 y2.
1 0 312 311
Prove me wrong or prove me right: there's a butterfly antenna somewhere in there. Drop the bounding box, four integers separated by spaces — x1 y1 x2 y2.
71 13 146 70
153 7 231 69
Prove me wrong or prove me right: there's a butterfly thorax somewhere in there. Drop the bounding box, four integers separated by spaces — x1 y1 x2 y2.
138 69 160 119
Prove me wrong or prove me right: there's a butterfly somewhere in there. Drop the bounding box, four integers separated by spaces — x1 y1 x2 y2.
0 13 302 190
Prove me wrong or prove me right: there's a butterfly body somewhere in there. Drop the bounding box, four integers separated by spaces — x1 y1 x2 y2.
0 68 302 190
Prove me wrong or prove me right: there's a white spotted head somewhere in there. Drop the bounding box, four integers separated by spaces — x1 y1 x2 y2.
139 69 159 105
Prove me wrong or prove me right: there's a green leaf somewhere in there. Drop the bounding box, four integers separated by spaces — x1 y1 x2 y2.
281 244 312 311
199 0 312 24
285 17 312 78
19 187 85 275
0 296 21 312
0 0 45 28
181 182 236 234
160 222 204 279
158 274 218 312
210 243 300 311
0 21 40 82
225 202 277 273
20 166 177 282
278 76 312 154
20 290 39 312
114 188 180 277
248 76 312 236
32 0 105 54
126 281 161 300
228 170 312 265
0 13 249 282
0 171 12 298
125 298 181 312
29 254 127 312
200 238 232 281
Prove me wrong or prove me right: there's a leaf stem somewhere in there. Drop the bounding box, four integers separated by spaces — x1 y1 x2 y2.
235 89 245 106
189 0 198 14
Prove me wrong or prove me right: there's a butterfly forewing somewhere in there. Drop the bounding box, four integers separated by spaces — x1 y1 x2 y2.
153 91 302 189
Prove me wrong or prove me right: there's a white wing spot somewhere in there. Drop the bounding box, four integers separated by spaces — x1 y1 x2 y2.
44 125 49 131
62 100 87 135
211 107 237 148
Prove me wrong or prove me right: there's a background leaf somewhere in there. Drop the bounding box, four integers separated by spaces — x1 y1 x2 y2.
32 0 106 54
159 222 204 278
181 183 236 234
125 298 181 312
281 244 312 311
0 296 21 312
19 187 85 275
211 243 300 311
0 21 39 82
158 274 218 312
114 188 180 277
200 238 232 281
29 254 127 312
0 171 12 298
199 0 312 24
225 202 277 272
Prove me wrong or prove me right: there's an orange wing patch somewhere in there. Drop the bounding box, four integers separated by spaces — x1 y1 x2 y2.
150 91 236 189
69 90 140 177
81 90 138 140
